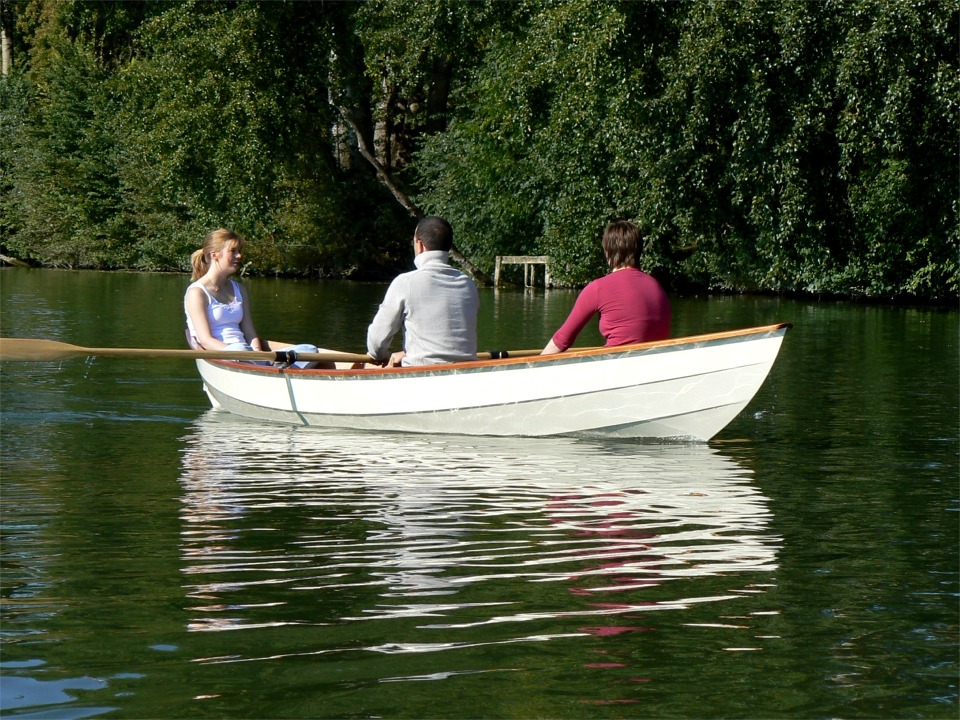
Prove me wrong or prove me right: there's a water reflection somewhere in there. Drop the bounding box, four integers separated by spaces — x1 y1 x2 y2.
178 413 780 665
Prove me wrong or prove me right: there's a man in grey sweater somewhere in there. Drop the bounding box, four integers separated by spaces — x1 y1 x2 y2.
366 216 480 367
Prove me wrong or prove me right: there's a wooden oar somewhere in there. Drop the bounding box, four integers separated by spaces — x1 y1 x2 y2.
0 337 547 364
0 337 373 364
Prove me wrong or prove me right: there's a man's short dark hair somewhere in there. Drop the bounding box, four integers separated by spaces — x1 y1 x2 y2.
415 216 453 252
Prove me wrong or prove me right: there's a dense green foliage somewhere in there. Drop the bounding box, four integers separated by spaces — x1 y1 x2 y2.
1 0 956 299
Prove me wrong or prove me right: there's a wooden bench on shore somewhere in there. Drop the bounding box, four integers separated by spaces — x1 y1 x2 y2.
494 255 552 288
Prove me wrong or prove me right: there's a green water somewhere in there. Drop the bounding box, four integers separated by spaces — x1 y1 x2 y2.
1 268 957 718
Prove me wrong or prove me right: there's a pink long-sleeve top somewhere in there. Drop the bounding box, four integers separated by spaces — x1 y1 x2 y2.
552 268 671 350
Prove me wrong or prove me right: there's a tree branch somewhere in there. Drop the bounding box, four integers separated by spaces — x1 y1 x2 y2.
337 106 490 285
338 106 420 217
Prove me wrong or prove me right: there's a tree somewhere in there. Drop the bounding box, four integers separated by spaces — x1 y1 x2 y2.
331 0 517 282
1 0 955 298
834 0 958 298
2 0 160 267
415 0 684 284
4 32 130 267
638 0 957 298
415 0 957 298
1 2 13 75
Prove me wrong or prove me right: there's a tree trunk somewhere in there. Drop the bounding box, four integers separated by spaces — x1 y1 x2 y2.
1 20 11 76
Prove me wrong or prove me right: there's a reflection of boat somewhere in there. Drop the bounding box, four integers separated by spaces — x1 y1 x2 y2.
178 415 780 636
193 324 790 440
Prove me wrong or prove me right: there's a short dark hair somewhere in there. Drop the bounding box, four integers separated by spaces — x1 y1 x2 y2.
415 216 453 252
601 221 641 270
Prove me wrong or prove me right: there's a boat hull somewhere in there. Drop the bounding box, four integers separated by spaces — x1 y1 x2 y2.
195 324 789 440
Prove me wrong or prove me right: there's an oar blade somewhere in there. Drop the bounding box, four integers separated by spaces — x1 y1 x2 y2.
0 338 85 362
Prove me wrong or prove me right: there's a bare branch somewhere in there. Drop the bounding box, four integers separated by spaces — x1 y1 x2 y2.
337 106 421 218
337 105 490 285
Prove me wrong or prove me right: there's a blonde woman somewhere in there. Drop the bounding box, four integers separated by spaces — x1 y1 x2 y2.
185 228 321 366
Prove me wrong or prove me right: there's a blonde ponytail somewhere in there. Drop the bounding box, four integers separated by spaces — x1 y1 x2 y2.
190 248 208 281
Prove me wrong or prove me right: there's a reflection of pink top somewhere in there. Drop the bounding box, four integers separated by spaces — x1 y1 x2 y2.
552 268 670 350
184 279 247 346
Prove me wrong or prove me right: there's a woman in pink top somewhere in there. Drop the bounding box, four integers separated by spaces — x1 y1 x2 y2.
541 221 670 355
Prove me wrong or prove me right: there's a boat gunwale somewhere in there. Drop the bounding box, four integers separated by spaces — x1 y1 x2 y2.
201 323 792 377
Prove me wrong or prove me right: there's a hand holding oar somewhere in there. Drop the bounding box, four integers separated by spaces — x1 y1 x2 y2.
0 337 374 365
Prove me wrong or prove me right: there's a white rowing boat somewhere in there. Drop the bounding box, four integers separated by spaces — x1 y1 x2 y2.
193 323 790 440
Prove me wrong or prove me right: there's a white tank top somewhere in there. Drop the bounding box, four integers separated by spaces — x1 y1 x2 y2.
184 279 247 346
